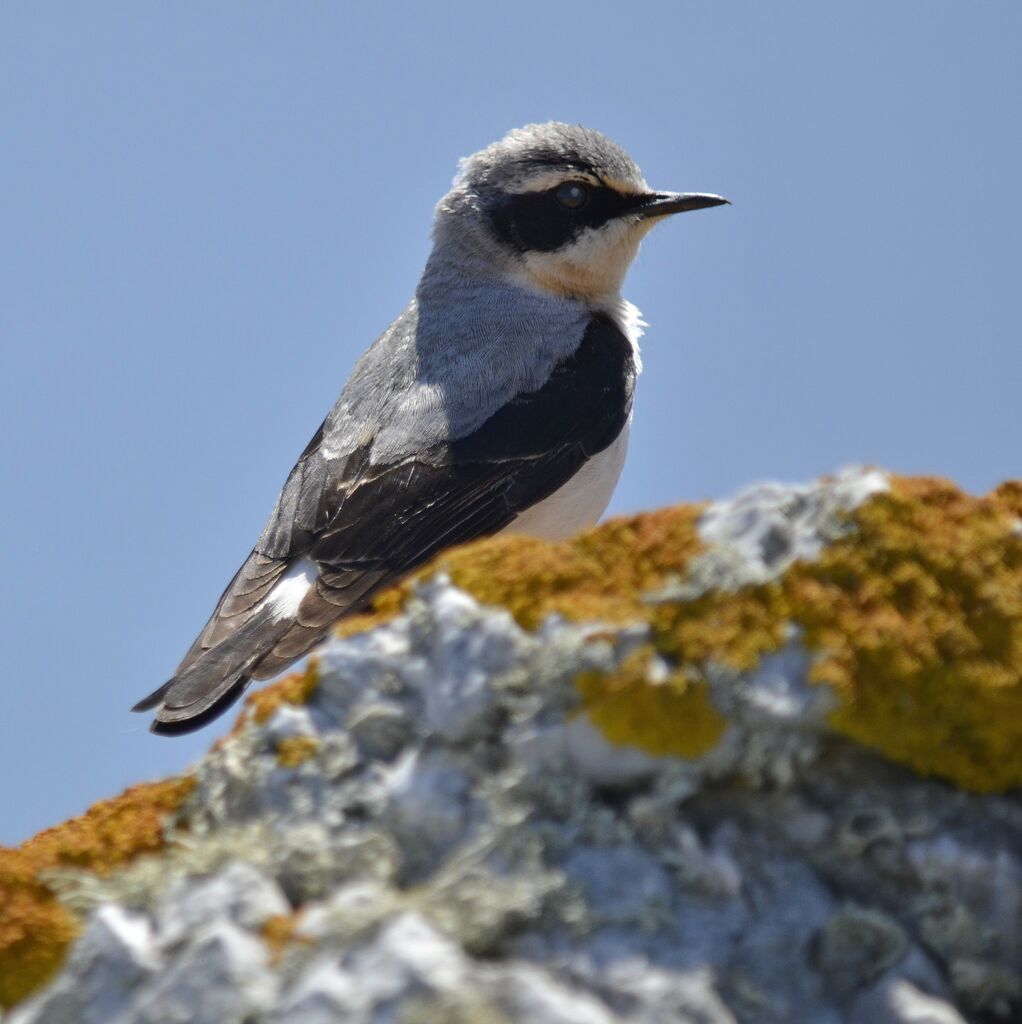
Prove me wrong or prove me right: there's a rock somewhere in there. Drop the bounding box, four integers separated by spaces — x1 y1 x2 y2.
7 906 159 1024
3 470 1021 1023
126 920 277 1024
157 861 290 948
491 964 622 1024
851 979 967 1024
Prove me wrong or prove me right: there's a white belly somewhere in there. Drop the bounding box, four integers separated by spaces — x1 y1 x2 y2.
501 418 631 542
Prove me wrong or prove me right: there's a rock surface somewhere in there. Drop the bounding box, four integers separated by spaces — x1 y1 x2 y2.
3 469 1021 1023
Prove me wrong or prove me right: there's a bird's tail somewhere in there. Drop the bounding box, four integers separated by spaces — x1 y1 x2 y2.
131 606 296 736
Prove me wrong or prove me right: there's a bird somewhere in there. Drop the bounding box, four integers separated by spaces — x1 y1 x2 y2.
133 122 728 735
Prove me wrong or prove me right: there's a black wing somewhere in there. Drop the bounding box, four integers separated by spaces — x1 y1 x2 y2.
136 313 635 732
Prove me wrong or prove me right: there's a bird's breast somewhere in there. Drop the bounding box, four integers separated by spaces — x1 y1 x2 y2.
501 416 632 542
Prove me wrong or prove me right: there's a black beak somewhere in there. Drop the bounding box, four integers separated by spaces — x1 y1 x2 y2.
635 191 730 219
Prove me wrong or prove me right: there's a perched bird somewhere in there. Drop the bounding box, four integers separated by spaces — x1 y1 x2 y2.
134 122 727 734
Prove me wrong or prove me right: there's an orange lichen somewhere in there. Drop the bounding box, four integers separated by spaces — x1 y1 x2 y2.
650 580 790 672
21 777 195 876
0 775 195 1008
275 735 321 768
786 476 1022 792
0 850 79 1009
576 649 726 758
444 506 707 629
260 912 314 964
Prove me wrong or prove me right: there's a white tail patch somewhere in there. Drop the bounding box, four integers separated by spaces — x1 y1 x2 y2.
267 558 317 618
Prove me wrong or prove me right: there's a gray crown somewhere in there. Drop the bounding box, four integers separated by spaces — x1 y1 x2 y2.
453 122 646 196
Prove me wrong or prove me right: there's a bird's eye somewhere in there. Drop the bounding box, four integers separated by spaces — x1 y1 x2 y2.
555 181 589 209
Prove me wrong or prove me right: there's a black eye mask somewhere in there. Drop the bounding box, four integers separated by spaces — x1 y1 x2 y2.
487 184 645 254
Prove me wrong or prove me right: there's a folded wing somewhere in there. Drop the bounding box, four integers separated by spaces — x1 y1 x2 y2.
134 314 635 734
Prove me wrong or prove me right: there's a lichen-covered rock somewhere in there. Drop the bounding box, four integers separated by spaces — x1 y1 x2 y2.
0 777 194 1008
3 469 1021 1023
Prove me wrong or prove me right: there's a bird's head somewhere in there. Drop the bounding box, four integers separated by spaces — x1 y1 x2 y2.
432 122 727 305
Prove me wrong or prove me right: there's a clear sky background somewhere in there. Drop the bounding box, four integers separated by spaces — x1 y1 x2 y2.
2 3 1019 843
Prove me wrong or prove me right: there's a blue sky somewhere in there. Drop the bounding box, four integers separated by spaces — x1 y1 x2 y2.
2 2 1020 842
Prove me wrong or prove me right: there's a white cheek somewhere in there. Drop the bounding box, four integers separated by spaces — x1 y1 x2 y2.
521 219 652 302
561 219 639 270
